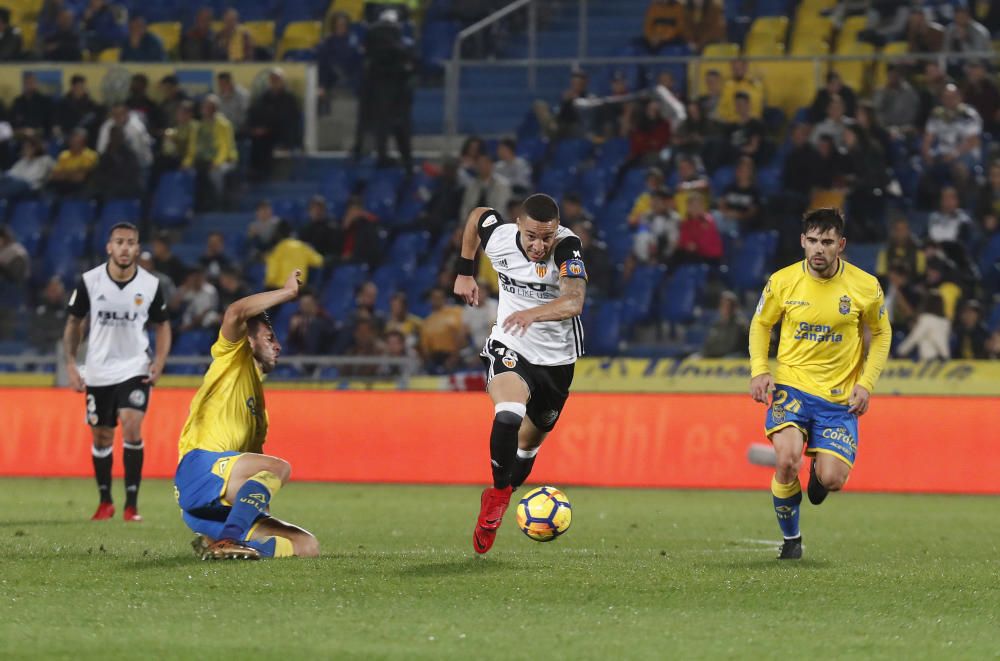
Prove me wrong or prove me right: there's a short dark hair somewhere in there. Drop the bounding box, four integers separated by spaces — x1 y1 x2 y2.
521 193 559 222
734 91 751 102
562 191 582 205
108 222 139 239
499 137 517 152
70 74 85 85
218 72 232 82
802 208 846 237
247 311 273 336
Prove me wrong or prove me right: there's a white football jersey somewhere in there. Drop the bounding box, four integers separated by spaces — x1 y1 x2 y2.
479 209 587 366
68 264 168 387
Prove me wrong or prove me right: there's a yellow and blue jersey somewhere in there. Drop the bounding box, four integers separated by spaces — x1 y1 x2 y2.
177 331 268 459
749 259 892 405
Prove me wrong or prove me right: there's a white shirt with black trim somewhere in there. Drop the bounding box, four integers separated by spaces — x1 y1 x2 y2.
67 264 168 387
478 209 587 366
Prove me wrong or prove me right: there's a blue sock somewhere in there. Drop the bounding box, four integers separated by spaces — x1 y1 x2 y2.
220 471 282 541
771 475 802 539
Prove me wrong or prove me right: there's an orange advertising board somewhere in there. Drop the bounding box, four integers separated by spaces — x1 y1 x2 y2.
2 388 998 494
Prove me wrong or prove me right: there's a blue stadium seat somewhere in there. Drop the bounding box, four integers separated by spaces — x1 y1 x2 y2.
386 231 430 273
173 329 215 356
585 301 623 354
396 171 437 226
364 168 405 223
321 168 355 217
847 243 882 276
979 234 1000 294
659 264 710 323
371 264 404 314
92 199 141 254
53 199 94 235
621 264 666 327
726 230 779 292
271 198 306 227
421 20 459 73
756 164 782 198
986 302 1000 332
604 224 634 263
321 263 369 319
515 136 549 165
618 167 649 203
402 263 438 303
151 170 194 226
245 261 266 289
577 166 612 212
551 138 592 166
537 167 577 200
710 165 736 196
8 199 49 256
595 138 630 171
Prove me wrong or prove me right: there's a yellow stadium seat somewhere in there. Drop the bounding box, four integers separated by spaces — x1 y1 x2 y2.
211 20 223 33
1 0 42 24
278 20 322 60
745 33 786 56
832 41 874 92
790 38 829 56
19 22 35 51
791 15 832 52
836 15 868 50
244 20 276 48
873 41 909 88
328 0 365 22
810 189 846 211
751 60 818 117
749 16 789 41
148 21 181 55
687 42 739 97
799 0 837 12
97 47 121 62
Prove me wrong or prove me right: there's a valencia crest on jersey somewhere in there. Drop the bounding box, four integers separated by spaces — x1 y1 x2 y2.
477 209 587 366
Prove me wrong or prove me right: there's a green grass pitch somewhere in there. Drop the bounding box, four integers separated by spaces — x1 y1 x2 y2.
1 478 998 659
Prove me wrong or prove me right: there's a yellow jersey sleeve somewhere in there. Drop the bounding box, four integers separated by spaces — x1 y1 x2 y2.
858 279 892 394
749 276 783 377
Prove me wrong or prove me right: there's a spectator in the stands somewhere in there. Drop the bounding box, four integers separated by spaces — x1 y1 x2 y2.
248 68 302 179
884 264 919 327
494 138 532 193
0 8 24 61
299 195 340 258
214 8 253 62
180 6 216 61
215 72 249 136
877 216 926 280
0 225 29 284
977 160 1000 222
184 94 237 211
0 134 53 199
31 277 68 351
97 102 153 169
808 71 857 124
48 128 97 197
125 73 165 136
952 299 989 359
199 232 230 284
53 74 102 142
265 221 324 289
673 154 710 216
90 125 142 200
551 69 594 138
812 134 839 190
151 233 187 287
419 158 465 237
12 73 54 137
216 267 249 310
633 187 679 264
874 64 920 135
317 11 362 93
82 0 123 55
344 318 385 377
457 135 485 184
339 196 381 267
717 156 763 235
923 84 983 193
916 61 949 129
855 101 892 158
944 4 991 55
385 292 422 346
697 69 724 122
961 60 1000 136
923 258 964 321
896 291 950 360
157 99 196 176
716 59 763 123
725 91 767 165
594 71 631 139
460 152 512 222
138 251 176 304
625 99 672 167
927 185 973 246
905 6 944 54
643 0 685 51
120 14 164 62
288 289 336 355
561 192 593 227
247 200 283 253
701 290 748 358
158 75 188 130
782 122 822 202
810 94 854 151
172 266 221 333
839 125 889 240
381 329 419 377
43 9 83 61
572 220 612 297
672 192 722 267
419 288 467 374
627 166 666 225
683 0 724 52
348 281 385 333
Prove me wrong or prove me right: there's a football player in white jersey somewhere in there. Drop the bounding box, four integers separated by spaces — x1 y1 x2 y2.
453 193 587 554
64 223 172 522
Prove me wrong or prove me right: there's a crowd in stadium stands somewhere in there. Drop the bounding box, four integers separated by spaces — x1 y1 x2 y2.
0 0 999 376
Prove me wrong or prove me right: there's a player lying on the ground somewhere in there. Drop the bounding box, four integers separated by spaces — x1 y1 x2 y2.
749 208 891 560
174 269 319 560
453 194 588 555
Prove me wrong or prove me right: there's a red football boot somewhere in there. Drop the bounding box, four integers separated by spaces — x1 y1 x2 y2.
123 506 143 522
91 502 115 520
473 486 512 554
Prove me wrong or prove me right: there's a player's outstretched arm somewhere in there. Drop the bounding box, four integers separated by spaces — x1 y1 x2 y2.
221 270 302 342
453 206 491 306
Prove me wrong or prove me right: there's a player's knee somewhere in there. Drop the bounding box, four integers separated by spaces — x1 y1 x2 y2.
494 402 526 428
267 458 292 483
92 429 114 448
775 454 801 479
817 465 848 491
294 533 320 558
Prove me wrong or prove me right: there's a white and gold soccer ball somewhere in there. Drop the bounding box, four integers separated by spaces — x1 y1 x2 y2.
515 486 572 542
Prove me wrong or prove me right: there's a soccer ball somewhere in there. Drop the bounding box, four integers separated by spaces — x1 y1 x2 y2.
515 486 572 542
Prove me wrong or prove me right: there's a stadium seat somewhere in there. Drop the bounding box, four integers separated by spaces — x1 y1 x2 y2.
96 47 120 62
321 168 355 217
371 264 402 313
710 166 736 197
689 42 739 97
577 166 613 212
585 301 623 355
148 22 181 54
396 171 437 226
270 198 306 227
551 138 592 166
873 41 909 88
755 0 791 16
402 263 438 303
594 137 630 171
537 167 577 200
846 243 881 276
836 14 869 51
987 302 1000 332
791 15 832 54
515 136 548 165
321 263 369 318
364 168 405 223
235 0 276 22
621 264 666 327
659 264 709 324
832 42 874 92
92 199 141 254
328 0 365 22
725 231 779 292
245 21 277 49
8 199 49 257
745 34 786 56
420 20 460 73
386 231 430 273
151 170 194 226
750 60 817 118
978 234 1000 294
277 20 321 59
280 0 326 26
173 329 215 356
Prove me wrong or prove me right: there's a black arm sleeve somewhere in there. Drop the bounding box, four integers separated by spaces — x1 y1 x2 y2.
476 208 505 248
66 279 90 318
553 236 588 280
147 282 169 323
